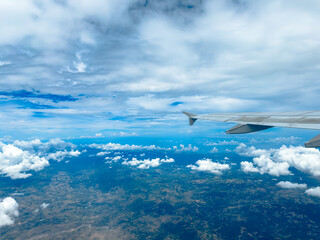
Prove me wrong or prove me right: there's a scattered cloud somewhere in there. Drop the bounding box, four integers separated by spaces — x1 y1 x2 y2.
240 161 260 174
0 144 49 179
13 138 75 153
122 157 174 169
12 138 80 163
105 156 122 162
204 140 240 146
276 181 307 189
89 142 170 151
173 144 198 152
68 133 104 139
187 159 230 174
40 203 49 210
237 144 320 177
97 151 111 156
305 187 320 198
210 147 218 153
0 197 19 227
47 150 81 162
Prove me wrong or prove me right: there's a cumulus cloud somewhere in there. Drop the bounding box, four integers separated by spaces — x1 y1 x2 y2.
12 138 80 163
13 138 75 153
240 161 260 174
276 181 307 189
237 144 320 177
105 156 122 162
0 197 19 227
122 157 174 169
97 151 111 156
187 159 230 174
0 144 49 179
89 142 170 151
173 144 199 152
47 150 81 162
305 187 320 198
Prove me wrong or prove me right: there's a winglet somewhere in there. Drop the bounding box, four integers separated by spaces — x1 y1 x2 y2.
182 111 197 126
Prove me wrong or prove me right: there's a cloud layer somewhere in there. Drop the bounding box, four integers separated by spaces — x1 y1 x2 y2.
1 0 320 137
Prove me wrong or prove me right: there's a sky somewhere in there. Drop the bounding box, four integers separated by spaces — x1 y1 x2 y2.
0 0 320 139
2 0 320 233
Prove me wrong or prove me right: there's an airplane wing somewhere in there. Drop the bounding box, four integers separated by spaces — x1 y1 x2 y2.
182 111 320 148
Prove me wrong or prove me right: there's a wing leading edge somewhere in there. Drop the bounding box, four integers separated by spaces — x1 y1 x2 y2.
182 111 320 148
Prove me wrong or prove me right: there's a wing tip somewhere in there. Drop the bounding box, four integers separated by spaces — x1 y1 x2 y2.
182 111 197 126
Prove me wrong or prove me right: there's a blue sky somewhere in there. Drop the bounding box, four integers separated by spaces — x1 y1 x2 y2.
1 0 320 139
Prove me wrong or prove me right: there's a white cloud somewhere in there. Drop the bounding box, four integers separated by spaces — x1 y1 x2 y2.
69 150 81 157
105 156 122 162
210 147 218 153
70 133 104 139
127 95 173 111
122 157 175 169
89 142 170 151
12 138 80 163
40 203 49 210
204 140 240 146
97 151 111 156
13 138 75 152
173 144 198 152
0 0 132 48
237 144 320 177
119 132 138 137
305 187 320 198
187 158 230 174
47 150 81 162
0 61 11 67
0 144 49 179
1 1 320 137
240 161 260 173
276 181 307 189
0 197 19 227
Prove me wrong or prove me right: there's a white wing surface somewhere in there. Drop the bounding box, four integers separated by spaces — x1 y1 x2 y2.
183 111 320 148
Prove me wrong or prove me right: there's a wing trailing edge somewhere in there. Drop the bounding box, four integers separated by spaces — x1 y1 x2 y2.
226 124 273 134
182 111 320 148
